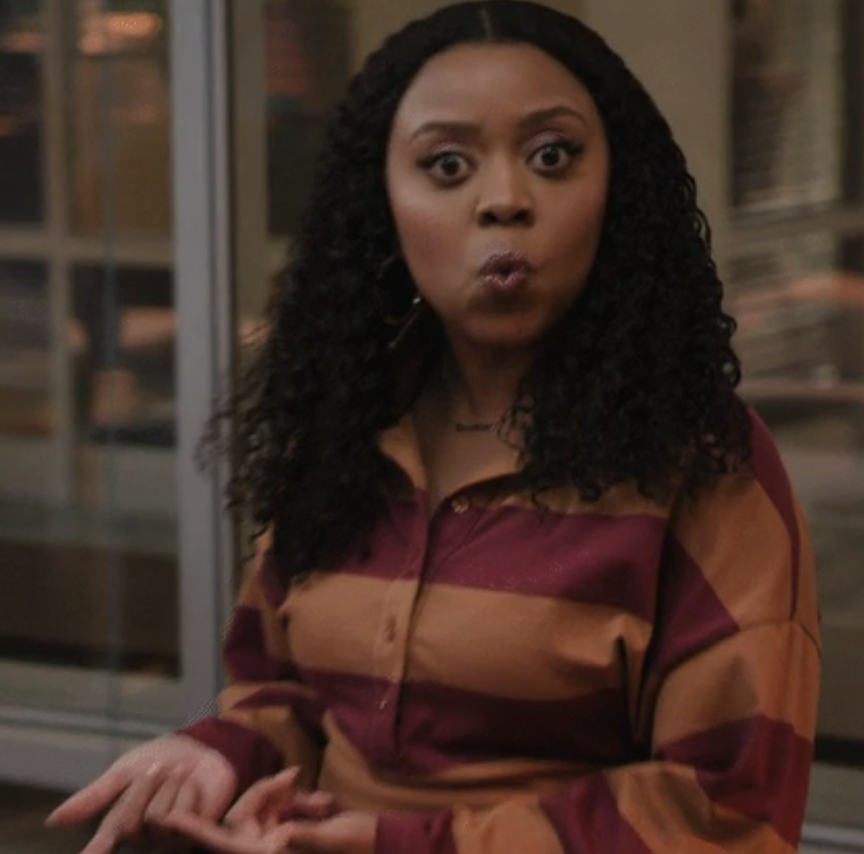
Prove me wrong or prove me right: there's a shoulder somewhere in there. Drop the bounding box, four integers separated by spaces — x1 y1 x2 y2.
669 407 818 637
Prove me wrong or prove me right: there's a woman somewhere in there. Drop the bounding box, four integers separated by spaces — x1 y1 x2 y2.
47 2 820 853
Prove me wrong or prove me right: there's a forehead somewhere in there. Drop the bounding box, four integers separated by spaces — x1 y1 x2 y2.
392 42 600 127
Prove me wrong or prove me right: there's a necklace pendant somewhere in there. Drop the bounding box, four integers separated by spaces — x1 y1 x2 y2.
454 419 500 433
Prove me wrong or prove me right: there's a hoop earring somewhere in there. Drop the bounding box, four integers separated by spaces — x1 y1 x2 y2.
387 294 424 352
383 292 422 326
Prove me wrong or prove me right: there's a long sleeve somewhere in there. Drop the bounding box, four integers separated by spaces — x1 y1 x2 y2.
376 417 821 854
180 532 326 792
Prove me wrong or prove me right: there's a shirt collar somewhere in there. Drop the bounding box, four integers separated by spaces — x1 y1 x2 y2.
377 411 521 494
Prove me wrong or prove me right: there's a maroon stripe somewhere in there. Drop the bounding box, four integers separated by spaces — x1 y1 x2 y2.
178 717 284 793
299 666 636 774
376 810 458 854
430 509 666 620
648 536 738 678
224 605 302 683
398 681 635 772
540 774 652 853
233 684 326 730
748 411 801 617
658 714 813 845
330 502 666 621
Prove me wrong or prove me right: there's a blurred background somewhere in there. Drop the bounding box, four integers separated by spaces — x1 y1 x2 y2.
0 0 861 851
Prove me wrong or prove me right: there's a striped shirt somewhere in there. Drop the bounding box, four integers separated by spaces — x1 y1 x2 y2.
182 408 820 854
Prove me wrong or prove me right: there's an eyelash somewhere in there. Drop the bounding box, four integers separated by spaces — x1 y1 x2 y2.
419 139 584 184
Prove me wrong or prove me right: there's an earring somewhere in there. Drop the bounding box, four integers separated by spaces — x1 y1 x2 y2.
383 292 422 326
387 294 424 352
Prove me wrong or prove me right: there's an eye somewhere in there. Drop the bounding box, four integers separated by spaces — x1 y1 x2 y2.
528 140 583 174
420 150 471 184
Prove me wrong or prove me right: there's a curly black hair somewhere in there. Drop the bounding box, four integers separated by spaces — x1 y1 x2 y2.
210 0 751 582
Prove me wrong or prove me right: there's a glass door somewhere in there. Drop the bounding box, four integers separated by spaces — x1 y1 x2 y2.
728 0 864 838
0 0 231 791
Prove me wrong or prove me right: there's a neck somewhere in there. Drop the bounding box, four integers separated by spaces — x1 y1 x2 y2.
440 341 534 426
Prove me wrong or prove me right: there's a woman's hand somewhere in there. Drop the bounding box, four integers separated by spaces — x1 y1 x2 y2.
155 768 374 853
159 809 376 854
45 733 238 854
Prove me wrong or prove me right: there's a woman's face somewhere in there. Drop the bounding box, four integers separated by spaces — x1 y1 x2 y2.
386 42 610 355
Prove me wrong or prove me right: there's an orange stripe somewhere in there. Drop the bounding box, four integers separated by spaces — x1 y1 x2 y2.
606 765 797 854
791 499 819 642
411 584 651 700
282 573 417 681
452 799 566 854
284 572 652 700
652 621 820 745
673 474 795 626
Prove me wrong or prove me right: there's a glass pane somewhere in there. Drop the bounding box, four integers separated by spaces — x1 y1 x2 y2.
67 0 171 236
71 263 175 446
730 233 864 826
0 0 44 224
0 265 180 721
0 259 51 437
0 1 180 731
731 0 845 215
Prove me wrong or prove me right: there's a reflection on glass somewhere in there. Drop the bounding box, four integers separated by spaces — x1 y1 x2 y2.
730 231 864 769
0 258 50 436
0 1 181 726
730 233 844 384
0 0 44 224
731 0 844 213
71 263 175 446
265 0 350 235
0 265 180 697
67 0 171 235
0 533 178 677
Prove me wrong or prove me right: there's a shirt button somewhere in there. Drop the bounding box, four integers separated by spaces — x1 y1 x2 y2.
450 496 470 514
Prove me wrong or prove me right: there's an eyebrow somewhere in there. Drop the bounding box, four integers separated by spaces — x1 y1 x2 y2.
408 105 589 142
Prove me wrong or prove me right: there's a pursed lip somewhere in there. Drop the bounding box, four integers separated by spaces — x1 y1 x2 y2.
478 251 533 277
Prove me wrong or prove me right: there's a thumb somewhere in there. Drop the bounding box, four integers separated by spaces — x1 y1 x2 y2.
224 767 299 825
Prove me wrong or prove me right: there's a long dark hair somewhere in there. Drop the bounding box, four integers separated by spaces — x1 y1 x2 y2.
208 1 751 582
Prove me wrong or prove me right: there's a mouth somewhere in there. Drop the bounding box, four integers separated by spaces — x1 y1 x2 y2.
478 251 533 293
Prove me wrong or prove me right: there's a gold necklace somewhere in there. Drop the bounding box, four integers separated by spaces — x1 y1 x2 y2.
453 416 506 433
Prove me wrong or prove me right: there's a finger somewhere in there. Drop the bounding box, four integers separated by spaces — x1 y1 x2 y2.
279 820 323 853
225 768 300 826
145 768 187 822
79 765 165 853
172 777 201 815
45 768 131 827
198 769 239 823
161 779 202 854
156 812 269 854
144 770 190 851
286 791 339 821
263 823 304 854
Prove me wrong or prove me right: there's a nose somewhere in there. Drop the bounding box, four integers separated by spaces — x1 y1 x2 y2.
475 158 534 227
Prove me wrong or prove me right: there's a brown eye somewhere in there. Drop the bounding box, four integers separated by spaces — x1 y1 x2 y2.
540 146 564 168
420 150 471 184
529 141 582 174
438 154 463 177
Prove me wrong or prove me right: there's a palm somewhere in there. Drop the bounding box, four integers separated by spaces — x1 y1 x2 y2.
161 811 297 854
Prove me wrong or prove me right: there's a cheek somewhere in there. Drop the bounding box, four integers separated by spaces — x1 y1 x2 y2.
390 192 463 280
556 185 608 269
